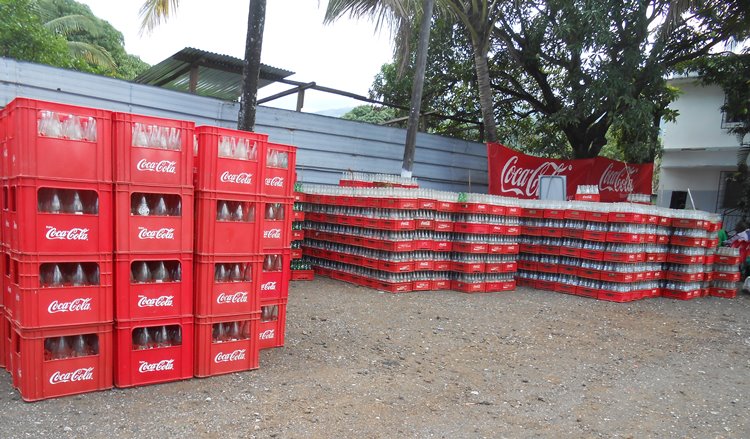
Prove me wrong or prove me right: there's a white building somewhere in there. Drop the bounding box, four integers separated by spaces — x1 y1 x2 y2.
658 75 745 230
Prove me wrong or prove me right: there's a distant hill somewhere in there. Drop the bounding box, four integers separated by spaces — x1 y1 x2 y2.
313 107 354 117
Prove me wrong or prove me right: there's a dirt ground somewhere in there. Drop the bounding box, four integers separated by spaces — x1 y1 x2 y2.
1 278 749 438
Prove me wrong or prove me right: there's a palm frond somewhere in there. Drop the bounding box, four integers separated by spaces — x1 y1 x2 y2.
44 14 101 37
139 0 181 35
67 41 116 70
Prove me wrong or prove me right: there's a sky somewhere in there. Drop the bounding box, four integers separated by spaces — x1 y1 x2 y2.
78 0 395 113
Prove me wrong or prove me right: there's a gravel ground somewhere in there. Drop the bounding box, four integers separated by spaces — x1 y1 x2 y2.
1 278 750 438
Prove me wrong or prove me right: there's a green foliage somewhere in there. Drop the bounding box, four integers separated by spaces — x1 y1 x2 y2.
341 105 398 124
0 0 74 69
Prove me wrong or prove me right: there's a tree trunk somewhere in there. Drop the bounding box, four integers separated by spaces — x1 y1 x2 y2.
402 0 435 178
472 46 497 143
237 0 266 132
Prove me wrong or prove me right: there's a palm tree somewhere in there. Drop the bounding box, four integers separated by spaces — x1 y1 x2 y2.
326 0 501 145
325 0 435 177
139 0 266 131
35 0 116 70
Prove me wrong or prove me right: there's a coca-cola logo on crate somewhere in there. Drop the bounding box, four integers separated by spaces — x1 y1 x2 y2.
214 349 246 363
138 359 175 373
136 159 177 174
263 229 281 239
260 281 277 291
47 298 92 314
137 295 174 308
259 329 275 340
137 227 175 240
45 226 90 241
264 177 284 187
49 367 94 385
216 292 249 304
220 171 253 185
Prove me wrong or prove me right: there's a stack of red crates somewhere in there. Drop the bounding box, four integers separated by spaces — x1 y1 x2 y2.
193 126 295 377
0 99 114 401
111 113 195 388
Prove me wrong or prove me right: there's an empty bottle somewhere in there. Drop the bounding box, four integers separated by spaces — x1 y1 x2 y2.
215 264 229 282
152 261 168 283
153 326 169 348
153 196 168 216
228 321 241 341
230 263 243 282
48 264 64 287
172 199 182 217
233 203 244 222
71 334 89 357
135 195 150 216
168 326 182 346
172 263 182 282
70 191 84 215
70 263 86 286
217 201 231 221
133 261 151 283
243 263 253 282
49 190 62 214
133 327 151 350
212 323 226 343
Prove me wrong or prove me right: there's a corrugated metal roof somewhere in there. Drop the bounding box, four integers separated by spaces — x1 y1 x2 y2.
134 47 294 101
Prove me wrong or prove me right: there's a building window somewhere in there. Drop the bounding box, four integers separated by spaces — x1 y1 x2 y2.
722 92 744 129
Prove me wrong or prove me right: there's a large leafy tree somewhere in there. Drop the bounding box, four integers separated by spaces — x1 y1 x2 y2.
140 0 266 131
0 0 74 69
37 0 150 79
489 0 749 160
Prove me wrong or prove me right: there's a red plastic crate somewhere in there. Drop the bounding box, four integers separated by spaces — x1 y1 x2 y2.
3 178 113 254
451 280 486 293
9 322 112 401
0 308 5 369
379 260 415 273
562 229 584 240
606 232 643 244
575 286 600 299
434 220 454 232
542 228 563 238
290 270 314 281
521 208 544 218
559 264 578 276
661 289 700 300
670 236 703 247
8 252 113 329
291 248 302 259
600 272 635 283
665 271 705 282
602 251 640 263
115 253 193 321
579 249 604 261
556 283 577 295
709 287 736 298
564 209 588 220
259 199 293 251
711 271 741 282
259 299 287 350
543 209 565 219
488 243 519 254
597 291 636 302
559 247 581 258
715 255 741 265
454 222 489 234
432 279 451 290
412 280 432 291
577 268 602 280
373 280 412 293
194 192 259 255
575 194 600 202
115 184 194 253
114 316 193 388
486 261 517 273
261 142 297 197
608 212 644 224
485 280 515 292
536 280 556 292
452 242 488 253
517 260 538 271
666 254 704 265
1 98 113 182
537 262 558 274
113 113 195 186
585 211 608 222
671 218 704 229
538 245 560 256
193 254 261 317
258 251 291 302
451 261 486 273
194 126 267 194
432 239 453 252
583 230 607 242
194 314 259 377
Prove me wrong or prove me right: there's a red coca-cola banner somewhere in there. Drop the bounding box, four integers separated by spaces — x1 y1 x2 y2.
487 143 653 202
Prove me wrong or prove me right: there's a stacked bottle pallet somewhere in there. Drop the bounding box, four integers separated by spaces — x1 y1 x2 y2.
1 98 114 401
707 247 743 298
193 127 296 376
290 190 314 281
112 113 195 388
299 186 519 293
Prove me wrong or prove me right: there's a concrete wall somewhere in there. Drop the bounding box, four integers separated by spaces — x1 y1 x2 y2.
0 58 488 193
